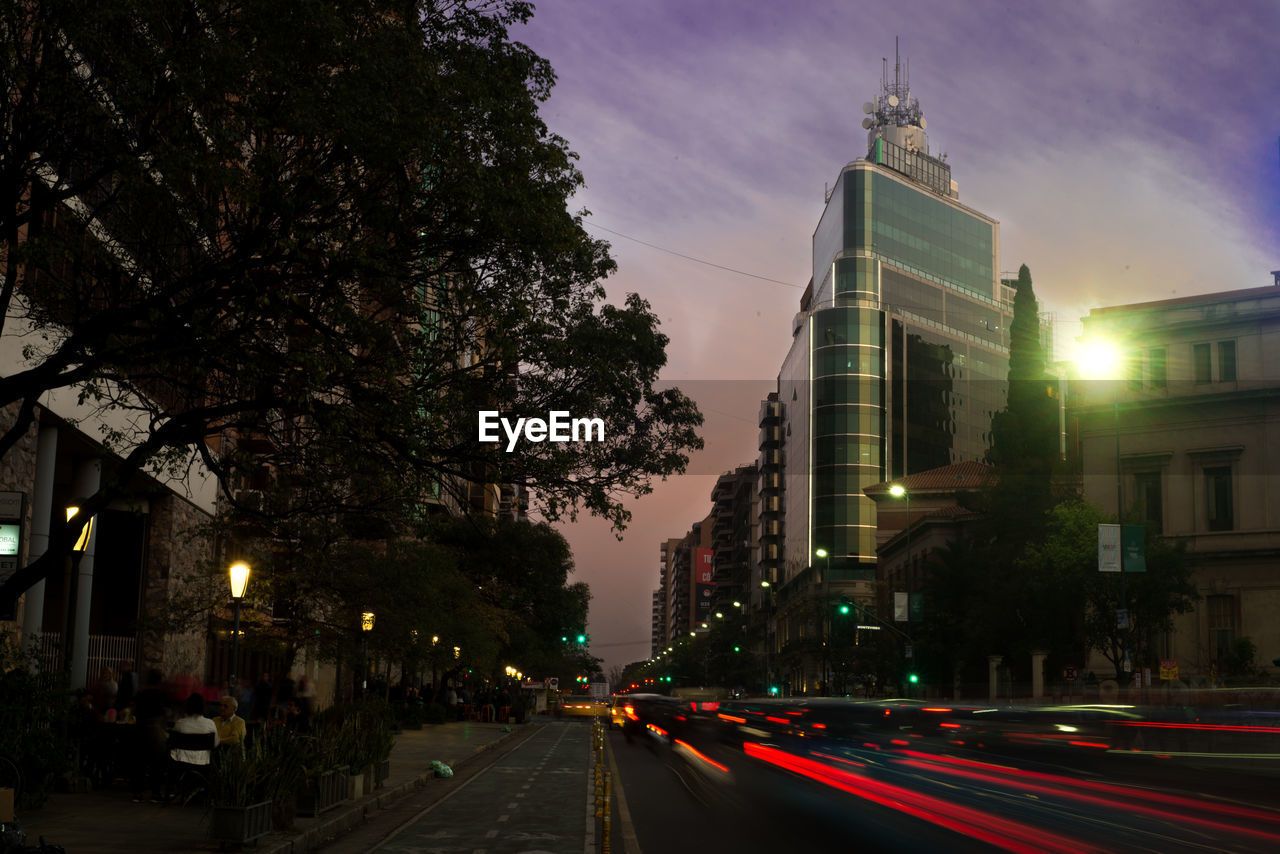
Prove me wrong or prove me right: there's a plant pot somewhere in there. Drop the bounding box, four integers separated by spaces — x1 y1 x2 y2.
296 766 348 816
272 792 297 831
374 758 390 788
210 800 273 844
347 765 368 801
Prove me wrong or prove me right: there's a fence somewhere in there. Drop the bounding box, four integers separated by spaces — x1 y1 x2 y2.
33 632 138 689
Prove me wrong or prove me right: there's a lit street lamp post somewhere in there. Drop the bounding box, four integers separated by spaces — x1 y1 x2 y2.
889 484 913 693
361 610 375 697
228 561 251 692
815 548 830 695
1077 338 1132 679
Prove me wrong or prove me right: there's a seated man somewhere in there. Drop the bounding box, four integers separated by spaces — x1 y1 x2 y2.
215 695 247 748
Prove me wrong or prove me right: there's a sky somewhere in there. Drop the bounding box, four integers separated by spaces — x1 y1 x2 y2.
513 0 1280 674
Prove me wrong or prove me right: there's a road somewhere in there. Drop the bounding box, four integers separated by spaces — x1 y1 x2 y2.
320 713 1280 854
610 711 1280 854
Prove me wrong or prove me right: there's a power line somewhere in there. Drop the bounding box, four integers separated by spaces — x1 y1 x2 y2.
584 220 804 289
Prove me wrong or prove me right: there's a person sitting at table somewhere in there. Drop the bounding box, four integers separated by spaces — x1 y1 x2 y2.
214 695 246 748
168 696 221 773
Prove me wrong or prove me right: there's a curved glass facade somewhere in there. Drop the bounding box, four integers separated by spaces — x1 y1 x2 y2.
811 305 884 572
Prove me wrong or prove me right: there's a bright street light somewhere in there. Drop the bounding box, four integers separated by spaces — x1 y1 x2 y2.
1074 337 1123 380
228 561 251 690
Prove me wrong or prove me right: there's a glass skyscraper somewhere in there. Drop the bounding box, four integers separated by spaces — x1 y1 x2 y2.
760 52 1013 692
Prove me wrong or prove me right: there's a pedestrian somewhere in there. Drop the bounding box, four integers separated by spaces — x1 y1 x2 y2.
130 669 169 803
296 674 317 717
115 658 138 713
251 672 273 721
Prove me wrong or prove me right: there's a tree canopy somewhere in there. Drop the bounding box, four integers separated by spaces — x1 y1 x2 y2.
0 0 702 607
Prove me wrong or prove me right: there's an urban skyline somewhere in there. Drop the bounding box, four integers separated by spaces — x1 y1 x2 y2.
517 0 1280 672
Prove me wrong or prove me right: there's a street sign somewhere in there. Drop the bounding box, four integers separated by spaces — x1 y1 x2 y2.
1062 665 1079 682
1116 608 1129 630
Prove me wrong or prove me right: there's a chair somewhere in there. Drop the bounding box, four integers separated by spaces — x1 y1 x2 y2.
166 730 217 804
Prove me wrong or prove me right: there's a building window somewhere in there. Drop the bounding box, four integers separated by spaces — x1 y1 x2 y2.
1193 343 1212 384
1206 595 1236 666
1147 347 1167 390
1205 466 1234 531
1218 340 1236 382
1133 471 1163 534
1126 350 1143 391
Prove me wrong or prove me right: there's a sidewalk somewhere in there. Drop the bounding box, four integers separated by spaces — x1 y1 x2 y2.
18 719 523 853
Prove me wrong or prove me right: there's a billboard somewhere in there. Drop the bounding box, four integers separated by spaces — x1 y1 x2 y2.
694 547 715 620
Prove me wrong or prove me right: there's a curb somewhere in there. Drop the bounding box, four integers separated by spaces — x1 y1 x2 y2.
258 725 524 854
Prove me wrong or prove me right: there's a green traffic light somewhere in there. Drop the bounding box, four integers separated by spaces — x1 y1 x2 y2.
577 634 587 643
838 604 850 614
908 673 919 683
733 645 741 652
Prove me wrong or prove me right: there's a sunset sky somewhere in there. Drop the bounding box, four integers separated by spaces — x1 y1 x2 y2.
514 0 1280 673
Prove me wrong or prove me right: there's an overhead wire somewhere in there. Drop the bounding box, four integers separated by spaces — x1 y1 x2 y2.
582 219 804 289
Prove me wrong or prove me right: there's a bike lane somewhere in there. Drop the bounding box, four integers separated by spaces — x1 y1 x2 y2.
374 720 595 854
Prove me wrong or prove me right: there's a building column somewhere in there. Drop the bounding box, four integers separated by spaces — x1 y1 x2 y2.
68 458 101 690
1031 649 1049 701
988 654 1003 701
22 425 58 658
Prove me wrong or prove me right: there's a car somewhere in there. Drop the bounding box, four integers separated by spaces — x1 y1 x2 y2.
559 698 607 718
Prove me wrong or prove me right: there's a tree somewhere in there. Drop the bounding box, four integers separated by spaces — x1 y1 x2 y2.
1022 500 1197 680
986 264 1059 529
0 0 702 608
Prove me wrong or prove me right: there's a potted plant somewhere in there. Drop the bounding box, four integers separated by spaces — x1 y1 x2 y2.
370 714 395 788
254 728 308 831
207 742 273 846
294 730 348 816
332 714 371 801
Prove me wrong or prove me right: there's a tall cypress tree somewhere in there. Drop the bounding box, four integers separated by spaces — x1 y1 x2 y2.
987 264 1058 523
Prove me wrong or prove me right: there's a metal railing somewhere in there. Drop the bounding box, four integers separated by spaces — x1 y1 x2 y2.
32 632 137 689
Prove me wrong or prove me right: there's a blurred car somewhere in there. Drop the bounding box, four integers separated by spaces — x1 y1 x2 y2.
559 697 608 718
610 696 628 729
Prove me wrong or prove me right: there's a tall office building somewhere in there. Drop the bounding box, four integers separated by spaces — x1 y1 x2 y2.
761 49 1015 693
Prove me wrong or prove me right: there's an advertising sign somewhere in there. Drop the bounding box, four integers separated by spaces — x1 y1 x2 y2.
894 591 908 622
1099 523 1146 572
1159 659 1179 680
694 547 715 618
0 522 19 582
1098 524 1121 572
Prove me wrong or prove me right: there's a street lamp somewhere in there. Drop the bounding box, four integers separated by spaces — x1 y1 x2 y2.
62 506 95 681
1076 336 1132 676
228 561 251 692
361 610 375 696
889 484 914 693
815 548 830 695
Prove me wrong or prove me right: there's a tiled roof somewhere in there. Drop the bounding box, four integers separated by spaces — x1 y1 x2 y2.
864 460 993 495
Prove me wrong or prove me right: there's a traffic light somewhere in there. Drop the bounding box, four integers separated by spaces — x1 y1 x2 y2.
838 603 850 615
733 645 741 653
908 673 919 684
576 633 587 643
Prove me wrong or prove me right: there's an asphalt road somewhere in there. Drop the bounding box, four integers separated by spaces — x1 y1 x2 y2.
608 715 1280 854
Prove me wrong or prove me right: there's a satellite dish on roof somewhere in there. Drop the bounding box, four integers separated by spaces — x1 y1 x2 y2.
862 101 874 114
887 94 899 107
861 117 873 129
919 116 927 129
